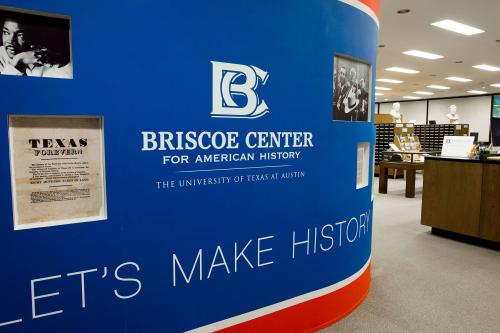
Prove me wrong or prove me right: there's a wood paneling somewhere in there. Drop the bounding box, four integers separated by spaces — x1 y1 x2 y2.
479 164 500 242
421 159 483 237
375 114 395 124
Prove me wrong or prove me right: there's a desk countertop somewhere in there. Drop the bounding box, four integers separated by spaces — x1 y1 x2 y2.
425 156 500 165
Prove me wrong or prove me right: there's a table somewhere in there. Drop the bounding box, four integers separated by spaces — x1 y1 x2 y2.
378 151 440 198
379 161 424 198
382 150 440 163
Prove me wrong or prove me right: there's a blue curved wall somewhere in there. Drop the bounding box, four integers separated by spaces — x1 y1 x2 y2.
0 0 379 332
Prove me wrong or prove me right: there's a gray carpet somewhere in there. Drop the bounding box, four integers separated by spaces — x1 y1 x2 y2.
321 174 500 333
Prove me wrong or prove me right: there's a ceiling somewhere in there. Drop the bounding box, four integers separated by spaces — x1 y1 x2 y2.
376 0 500 102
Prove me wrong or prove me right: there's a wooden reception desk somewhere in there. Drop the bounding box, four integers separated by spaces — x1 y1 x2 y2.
421 157 500 242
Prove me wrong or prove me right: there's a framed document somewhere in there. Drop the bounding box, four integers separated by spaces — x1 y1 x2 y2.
8 115 107 230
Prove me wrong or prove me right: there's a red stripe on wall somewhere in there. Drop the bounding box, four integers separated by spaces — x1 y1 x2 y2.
216 264 371 333
357 0 380 18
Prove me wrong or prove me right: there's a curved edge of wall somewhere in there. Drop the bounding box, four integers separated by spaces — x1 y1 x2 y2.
192 1 379 332
185 258 371 333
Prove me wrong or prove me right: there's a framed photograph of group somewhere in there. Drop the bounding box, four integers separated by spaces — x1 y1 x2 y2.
332 54 372 122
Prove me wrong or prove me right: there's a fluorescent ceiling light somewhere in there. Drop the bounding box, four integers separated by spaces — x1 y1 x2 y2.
413 91 434 95
386 67 420 74
446 76 472 82
376 86 392 91
431 19 485 36
473 64 500 72
377 78 404 84
490 83 500 88
427 85 450 90
403 96 421 100
375 92 384 96
467 90 487 94
384 99 389 101
403 50 444 60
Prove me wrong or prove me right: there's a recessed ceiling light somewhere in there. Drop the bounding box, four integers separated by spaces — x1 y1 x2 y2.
377 78 403 84
397 9 410 14
376 86 392 91
375 92 384 96
467 90 488 94
384 99 389 101
427 85 451 90
490 83 500 88
403 96 421 100
413 91 434 95
473 64 500 72
431 19 485 36
446 76 472 82
403 50 444 60
386 67 420 74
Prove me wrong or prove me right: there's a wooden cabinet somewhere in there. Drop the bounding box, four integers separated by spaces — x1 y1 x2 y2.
421 158 500 242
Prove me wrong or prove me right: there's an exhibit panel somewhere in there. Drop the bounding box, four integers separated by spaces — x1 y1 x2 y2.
0 1 379 332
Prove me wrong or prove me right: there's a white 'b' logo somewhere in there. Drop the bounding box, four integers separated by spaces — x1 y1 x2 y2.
211 61 269 119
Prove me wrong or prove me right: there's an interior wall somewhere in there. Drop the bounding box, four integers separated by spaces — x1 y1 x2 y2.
428 96 491 142
378 96 492 142
379 101 427 124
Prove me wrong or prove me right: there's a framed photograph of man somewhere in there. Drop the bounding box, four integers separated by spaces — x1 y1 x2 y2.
332 54 371 122
0 7 72 79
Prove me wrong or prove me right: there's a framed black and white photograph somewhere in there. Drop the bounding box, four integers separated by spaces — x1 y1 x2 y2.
332 54 371 122
0 7 72 79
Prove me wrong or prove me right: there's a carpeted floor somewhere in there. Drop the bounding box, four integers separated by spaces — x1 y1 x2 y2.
321 174 500 333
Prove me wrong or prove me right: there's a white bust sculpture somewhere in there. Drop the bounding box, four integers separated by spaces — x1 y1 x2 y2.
447 104 460 124
390 102 402 123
